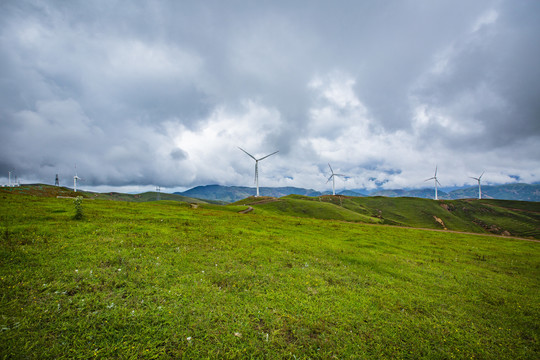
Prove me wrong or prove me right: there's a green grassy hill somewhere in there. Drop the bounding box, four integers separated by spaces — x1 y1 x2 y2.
241 196 381 223
239 195 540 239
0 192 538 359
0 184 215 204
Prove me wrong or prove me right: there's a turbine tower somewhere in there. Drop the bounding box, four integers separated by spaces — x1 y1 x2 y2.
55 174 60 186
425 166 441 200
238 147 279 197
327 163 345 196
469 172 484 200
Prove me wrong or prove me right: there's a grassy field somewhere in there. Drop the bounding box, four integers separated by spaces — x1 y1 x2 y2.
1 193 539 359
248 195 540 239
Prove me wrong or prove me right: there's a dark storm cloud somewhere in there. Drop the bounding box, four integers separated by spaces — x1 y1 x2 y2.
1 0 539 191
411 1 540 151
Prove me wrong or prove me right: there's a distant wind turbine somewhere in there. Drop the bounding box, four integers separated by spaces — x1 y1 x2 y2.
73 165 83 193
238 147 279 197
425 166 441 200
469 172 484 200
327 163 346 196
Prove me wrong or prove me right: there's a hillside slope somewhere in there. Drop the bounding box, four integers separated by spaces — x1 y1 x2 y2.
241 195 540 239
237 196 381 223
0 184 212 204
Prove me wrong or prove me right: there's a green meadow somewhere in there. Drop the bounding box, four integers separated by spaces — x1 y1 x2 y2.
246 195 540 239
1 192 539 359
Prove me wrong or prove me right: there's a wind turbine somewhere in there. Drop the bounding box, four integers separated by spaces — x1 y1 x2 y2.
425 166 441 200
238 147 279 197
327 163 345 196
469 172 484 200
73 165 83 193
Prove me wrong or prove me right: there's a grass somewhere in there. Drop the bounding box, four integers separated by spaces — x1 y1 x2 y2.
0 193 539 359
249 195 540 239
246 197 382 224
0 184 218 204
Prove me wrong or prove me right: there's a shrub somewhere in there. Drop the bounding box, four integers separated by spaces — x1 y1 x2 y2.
73 196 84 220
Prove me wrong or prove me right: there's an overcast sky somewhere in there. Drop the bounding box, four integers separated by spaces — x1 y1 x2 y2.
1 0 539 193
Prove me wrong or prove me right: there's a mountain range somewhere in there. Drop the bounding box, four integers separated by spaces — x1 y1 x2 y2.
176 183 540 203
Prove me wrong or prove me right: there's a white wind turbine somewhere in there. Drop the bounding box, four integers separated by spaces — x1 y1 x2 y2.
327 163 346 196
238 147 279 197
73 165 83 193
425 166 441 200
469 172 484 200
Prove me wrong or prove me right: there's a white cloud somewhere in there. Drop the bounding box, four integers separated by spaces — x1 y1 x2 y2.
472 9 499 32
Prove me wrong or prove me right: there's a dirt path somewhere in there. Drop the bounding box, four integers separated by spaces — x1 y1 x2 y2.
238 206 253 214
237 198 280 214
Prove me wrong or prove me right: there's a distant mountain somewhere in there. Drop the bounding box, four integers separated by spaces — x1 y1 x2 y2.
448 183 540 201
337 190 367 197
177 183 540 203
370 188 450 199
320 190 366 196
177 185 321 203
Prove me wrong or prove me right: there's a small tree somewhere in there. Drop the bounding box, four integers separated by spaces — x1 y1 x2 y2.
73 196 84 220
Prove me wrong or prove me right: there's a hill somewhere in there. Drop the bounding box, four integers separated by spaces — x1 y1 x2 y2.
1 191 538 359
232 195 381 223
0 184 215 204
238 195 540 239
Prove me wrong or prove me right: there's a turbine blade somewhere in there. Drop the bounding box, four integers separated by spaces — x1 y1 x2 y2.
425 177 435 182
436 179 441 186
479 171 484 179
326 174 334 183
258 150 279 161
238 147 257 161
328 163 334 174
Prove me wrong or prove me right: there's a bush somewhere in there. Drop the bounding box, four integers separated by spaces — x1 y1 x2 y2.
73 196 84 220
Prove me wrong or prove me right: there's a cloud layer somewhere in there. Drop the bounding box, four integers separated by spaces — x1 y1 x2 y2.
1 0 539 192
